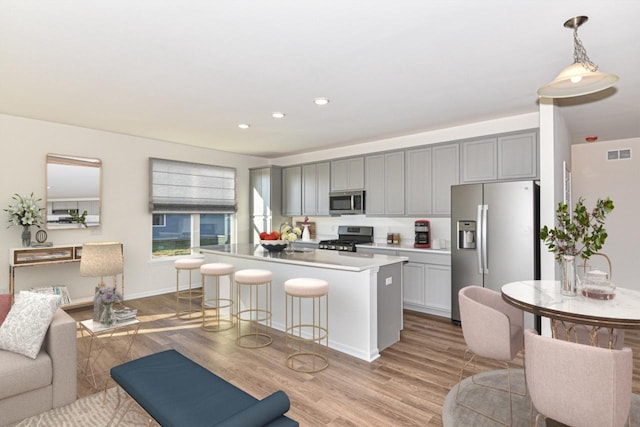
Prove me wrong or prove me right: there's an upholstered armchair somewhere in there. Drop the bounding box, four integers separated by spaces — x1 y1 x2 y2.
456 285 525 426
524 329 632 427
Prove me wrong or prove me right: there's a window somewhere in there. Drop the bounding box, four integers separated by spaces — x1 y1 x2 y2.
149 158 236 258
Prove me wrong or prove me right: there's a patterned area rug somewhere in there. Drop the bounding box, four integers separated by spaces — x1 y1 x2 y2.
443 368 640 427
12 387 157 427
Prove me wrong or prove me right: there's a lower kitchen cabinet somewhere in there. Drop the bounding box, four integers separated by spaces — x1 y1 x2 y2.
397 250 451 318
357 246 451 318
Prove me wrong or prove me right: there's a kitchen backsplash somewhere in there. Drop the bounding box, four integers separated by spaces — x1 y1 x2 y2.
291 215 451 248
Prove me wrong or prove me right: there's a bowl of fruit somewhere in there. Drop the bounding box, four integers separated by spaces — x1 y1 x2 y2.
259 231 288 252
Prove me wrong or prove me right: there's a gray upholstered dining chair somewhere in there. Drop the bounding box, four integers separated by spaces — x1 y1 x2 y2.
524 329 632 427
456 285 526 426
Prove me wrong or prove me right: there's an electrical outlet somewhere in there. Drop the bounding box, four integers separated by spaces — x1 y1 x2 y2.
385 277 392 285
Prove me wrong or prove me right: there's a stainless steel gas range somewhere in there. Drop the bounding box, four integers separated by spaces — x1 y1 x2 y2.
318 225 374 252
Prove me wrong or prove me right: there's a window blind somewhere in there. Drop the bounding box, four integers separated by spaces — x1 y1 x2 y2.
149 158 237 213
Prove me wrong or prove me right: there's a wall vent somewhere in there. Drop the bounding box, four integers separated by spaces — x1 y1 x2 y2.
607 148 632 160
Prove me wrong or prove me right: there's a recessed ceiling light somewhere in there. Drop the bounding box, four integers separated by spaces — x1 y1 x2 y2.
238 123 250 130
272 112 285 119
314 97 330 106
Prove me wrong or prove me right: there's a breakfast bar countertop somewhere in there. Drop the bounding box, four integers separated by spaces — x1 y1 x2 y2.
197 243 408 272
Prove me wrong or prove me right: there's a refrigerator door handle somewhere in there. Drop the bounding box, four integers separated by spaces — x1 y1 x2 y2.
477 205 483 274
482 204 489 274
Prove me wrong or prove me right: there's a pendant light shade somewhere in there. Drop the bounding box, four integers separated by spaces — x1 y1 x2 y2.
538 16 618 98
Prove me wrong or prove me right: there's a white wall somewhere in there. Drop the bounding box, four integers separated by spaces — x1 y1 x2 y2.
538 99 572 280
0 114 266 299
572 137 640 291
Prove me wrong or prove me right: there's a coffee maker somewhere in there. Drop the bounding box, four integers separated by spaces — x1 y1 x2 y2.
414 220 431 248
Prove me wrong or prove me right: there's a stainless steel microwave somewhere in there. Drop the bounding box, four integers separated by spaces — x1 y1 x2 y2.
329 191 365 215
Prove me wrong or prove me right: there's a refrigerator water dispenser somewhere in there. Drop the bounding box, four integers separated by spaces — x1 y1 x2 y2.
457 221 476 249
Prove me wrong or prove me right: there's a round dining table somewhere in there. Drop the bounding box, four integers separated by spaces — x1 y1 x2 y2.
501 280 640 347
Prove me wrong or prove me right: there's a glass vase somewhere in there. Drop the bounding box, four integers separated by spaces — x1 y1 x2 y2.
100 303 114 326
560 255 577 296
21 225 31 247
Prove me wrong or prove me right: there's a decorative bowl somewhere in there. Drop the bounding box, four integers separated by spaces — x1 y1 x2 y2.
260 240 288 252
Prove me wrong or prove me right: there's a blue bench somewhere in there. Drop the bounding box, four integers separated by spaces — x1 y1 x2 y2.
110 349 298 427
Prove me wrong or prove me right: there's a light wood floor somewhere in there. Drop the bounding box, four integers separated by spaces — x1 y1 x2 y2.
68 293 640 426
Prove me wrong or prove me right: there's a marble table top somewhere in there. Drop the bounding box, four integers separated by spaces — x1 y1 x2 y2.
502 280 640 328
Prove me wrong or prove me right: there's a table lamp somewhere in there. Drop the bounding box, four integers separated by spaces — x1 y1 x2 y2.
80 242 124 321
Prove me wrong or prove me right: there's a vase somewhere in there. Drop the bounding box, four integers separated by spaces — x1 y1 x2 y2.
560 255 577 296
285 241 294 254
100 303 114 326
301 224 311 242
21 225 31 247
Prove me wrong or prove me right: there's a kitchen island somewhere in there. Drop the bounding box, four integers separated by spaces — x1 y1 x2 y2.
197 244 408 362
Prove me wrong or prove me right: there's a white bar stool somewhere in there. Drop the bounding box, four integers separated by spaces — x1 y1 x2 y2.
201 263 235 332
285 277 329 372
174 258 204 319
235 269 272 348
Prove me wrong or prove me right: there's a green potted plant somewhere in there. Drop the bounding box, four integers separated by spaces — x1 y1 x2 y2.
540 197 614 295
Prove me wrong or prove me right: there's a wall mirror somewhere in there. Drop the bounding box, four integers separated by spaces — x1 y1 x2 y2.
46 154 102 229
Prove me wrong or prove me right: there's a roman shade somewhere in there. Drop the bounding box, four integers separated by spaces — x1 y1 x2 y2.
149 158 237 213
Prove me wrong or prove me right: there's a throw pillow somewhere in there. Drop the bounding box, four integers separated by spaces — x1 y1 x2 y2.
0 291 61 359
0 294 11 326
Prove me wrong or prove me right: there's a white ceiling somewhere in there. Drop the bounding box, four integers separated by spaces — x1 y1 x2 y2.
1 1 639 158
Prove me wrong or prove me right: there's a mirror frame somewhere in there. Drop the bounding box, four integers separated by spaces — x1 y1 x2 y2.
45 154 102 230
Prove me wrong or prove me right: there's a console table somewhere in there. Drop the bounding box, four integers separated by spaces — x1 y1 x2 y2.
9 245 125 309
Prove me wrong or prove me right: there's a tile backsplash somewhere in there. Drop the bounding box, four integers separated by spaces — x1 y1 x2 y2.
292 215 451 248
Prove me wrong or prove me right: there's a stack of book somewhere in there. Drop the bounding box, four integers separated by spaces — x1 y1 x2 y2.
30 286 72 305
114 307 137 323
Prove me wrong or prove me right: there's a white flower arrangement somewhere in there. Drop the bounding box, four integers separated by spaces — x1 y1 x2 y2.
280 224 302 242
4 193 44 228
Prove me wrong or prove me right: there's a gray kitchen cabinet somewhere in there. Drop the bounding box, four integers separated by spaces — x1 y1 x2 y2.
461 130 538 183
250 167 272 217
330 157 364 191
357 246 451 319
405 147 432 215
405 143 458 216
302 162 330 216
497 131 538 180
432 144 459 215
397 250 451 318
282 165 302 216
365 152 404 216
249 166 286 243
461 137 497 182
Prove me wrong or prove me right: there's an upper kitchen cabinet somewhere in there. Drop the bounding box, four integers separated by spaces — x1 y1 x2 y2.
250 166 281 217
432 144 459 214
497 131 538 180
405 143 459 216
302 162 330 216
461 130 538 183
405 148 432 214
365 151 405 216
461 137 497 182
282 165 302 216
330 157 364 191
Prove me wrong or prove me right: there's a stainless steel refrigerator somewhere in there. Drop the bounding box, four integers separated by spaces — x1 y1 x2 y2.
450 180 540 323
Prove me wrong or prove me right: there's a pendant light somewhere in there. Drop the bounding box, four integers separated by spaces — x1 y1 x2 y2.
537 16 618 98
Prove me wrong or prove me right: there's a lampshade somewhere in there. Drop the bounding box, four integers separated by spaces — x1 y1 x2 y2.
80 242 123 278
537 63 619 98
537 16 619 99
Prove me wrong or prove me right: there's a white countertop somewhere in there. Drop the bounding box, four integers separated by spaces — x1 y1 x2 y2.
197 244 408 272
356 242 451 255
